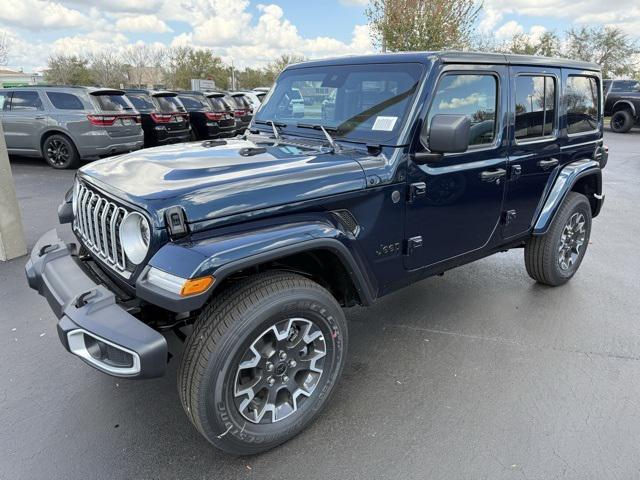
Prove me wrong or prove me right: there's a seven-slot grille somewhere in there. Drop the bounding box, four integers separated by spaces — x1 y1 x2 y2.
74 182 131 277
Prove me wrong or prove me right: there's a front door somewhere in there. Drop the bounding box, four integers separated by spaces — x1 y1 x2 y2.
404 65 508 270
503 67 561 238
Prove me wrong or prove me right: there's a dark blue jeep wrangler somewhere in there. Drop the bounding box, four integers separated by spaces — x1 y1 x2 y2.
25 52 607 455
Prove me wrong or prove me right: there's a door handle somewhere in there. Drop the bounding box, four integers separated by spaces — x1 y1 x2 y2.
35 116 45 120
480 168 507 182
538 158 559 170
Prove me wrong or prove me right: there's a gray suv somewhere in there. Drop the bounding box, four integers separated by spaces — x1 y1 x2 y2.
0 86 144 169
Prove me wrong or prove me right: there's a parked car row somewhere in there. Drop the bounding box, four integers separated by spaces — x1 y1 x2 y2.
0 85 264 169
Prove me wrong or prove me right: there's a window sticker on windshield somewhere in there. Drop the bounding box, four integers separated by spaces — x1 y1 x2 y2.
372 116 398 131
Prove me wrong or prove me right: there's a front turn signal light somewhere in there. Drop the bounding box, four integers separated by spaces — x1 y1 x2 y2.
180 276 215 297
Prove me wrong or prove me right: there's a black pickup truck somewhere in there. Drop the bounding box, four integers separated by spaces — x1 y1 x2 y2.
26 52 607 455
603 79 640 133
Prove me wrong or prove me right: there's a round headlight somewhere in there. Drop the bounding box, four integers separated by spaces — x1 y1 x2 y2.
119 212 150 265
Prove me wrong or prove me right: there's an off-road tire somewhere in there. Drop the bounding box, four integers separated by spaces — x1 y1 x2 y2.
178 271 348 455
525 192 592 286
42 134 80 169
610 109 634 133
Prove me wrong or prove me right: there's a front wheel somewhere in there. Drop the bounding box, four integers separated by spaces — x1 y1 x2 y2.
178 271 348 455
525 192 592 286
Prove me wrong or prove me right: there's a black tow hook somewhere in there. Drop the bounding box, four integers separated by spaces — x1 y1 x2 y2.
75 290 98 308
38 244 59 257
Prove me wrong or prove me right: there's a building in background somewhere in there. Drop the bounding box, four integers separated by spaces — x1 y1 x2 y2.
0 68 43 88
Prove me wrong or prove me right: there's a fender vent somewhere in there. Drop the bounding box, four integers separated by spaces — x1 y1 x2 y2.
331 210 360 236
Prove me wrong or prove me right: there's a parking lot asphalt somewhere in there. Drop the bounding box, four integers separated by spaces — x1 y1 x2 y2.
1 131 640 480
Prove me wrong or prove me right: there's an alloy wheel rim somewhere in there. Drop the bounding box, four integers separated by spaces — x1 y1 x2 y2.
612 115 624 130
233 318 327 424
558 212 586 271
46 139 70 166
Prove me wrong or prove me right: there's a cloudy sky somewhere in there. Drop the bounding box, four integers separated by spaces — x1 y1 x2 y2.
1 0 639 72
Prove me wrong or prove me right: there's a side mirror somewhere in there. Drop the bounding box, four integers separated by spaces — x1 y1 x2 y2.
414 114 471 164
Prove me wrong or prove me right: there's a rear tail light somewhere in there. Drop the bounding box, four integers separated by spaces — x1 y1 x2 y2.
151 113 173 123
87 115 141 126
205 112 226 121
87 115 117 126
234 109 246 118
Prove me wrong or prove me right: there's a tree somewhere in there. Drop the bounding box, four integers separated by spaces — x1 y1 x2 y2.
565 26 639 78
264 53 305 84
44 55 93 85
165 47 230 90
0 31 8 66
366 0 481 52
87 52 128 88
500 31 561 57
122 44 166 88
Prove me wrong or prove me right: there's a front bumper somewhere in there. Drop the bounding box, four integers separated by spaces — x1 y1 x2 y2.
25 229 167 379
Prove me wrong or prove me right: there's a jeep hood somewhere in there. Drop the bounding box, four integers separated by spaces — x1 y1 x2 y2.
79 138 367 225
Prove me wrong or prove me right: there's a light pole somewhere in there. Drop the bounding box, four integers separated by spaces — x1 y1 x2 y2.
0 121 27 261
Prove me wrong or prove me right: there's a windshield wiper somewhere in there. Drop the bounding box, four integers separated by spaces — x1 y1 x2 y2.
296 123 341 153
254 120 286 142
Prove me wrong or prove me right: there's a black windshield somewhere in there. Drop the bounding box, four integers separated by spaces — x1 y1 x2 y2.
255 63 424 143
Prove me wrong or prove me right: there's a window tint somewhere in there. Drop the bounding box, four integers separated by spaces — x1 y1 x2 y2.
0 91 8 111
514 76 556 140
178 95 206 110
208 97 227 111
93 94 132 112
427 74 497 146
154 95 184 112
127 94 155 111
47 92 84 110
10 91 43 111
566 76 599 134
611 80 640 92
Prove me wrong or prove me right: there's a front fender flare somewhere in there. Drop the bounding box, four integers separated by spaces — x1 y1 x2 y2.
137 219 376 312
532 159 602 235
612 100 636 117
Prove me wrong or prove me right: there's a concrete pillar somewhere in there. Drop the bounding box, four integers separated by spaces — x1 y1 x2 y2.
0 121 27 261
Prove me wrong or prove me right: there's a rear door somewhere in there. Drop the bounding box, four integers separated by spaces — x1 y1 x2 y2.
503 66 561 238
1 90 49 153
404 65 508 270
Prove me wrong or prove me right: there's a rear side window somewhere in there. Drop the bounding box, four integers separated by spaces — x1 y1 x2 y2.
93 94 132 112
427 74 498 146
47 92 84 110
10 91 43 111
0 91 8 111
127 94 155 112
154 95 184 112
178 95 207 110
514 76 556 140
566 76 599 134
611 80 640 93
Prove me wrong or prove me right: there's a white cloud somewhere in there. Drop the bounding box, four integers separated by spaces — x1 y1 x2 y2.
339 0 368 5
495 20 524 40
0 0 89 30
115 15 172 33
478 8 503 34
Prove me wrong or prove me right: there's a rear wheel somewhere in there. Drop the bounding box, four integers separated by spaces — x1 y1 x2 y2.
178 271 348 455
610 110 634 133
525 192 592 286
42 134 80 169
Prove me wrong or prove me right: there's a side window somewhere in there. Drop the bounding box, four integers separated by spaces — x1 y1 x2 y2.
514 76 556 140
9 91 43 111
428 74 498 146
566 76 599 134
0 91 8 111
47 92 84 110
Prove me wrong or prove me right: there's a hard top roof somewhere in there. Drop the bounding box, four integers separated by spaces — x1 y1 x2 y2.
287 51 600 72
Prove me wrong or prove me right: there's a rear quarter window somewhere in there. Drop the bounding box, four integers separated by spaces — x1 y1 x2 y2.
47 92 85 110
565 76 599 134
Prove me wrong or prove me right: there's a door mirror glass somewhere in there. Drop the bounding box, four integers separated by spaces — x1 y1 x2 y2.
421 114 471 153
